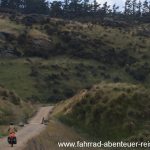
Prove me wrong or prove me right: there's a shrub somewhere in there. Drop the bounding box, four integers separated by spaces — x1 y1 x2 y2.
9 91 21 105
63 88 74 98
30 66 39 77
126 62 150 81
45 25 58 35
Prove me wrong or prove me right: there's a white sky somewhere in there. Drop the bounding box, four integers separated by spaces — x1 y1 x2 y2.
49 0 146 11
97 0 124 6
97 0 145 10
97 0 125 10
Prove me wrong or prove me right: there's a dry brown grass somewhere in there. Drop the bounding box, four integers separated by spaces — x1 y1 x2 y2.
24 120 100 150
0 18 25 36
52 89 88 116
28 29 49 40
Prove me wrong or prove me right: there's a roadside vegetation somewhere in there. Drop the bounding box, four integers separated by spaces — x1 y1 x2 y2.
53 82 150 141
24 120 98 150
0 86 35 136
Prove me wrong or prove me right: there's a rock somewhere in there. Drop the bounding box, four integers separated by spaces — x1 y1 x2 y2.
25 37 53 58
31 38 52 53
0 31 16 41
0 44 17 57
19 122 24 127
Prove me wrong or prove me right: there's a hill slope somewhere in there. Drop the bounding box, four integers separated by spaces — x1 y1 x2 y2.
53 82 150 141
0 13 149 149
0 86 35 136
0 13 150 102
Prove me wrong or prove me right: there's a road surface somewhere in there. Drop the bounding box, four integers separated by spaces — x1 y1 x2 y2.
0 106 53 150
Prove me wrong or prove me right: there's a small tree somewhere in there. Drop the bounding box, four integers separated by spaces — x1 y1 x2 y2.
142 0 149 16
63 0 70 17
93 0 99 13
24 0 49 14
0 0 9 8
50 1 63 17
136 0 142 17
124 0 132 16
132 0 137 16
112 4 119 16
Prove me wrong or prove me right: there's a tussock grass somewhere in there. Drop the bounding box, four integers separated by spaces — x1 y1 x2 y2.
24 120 99 150
0 18 25 36
53 82 150 141
28 29 49 40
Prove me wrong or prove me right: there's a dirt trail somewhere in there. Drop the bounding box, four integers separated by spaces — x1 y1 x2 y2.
0 106 53 150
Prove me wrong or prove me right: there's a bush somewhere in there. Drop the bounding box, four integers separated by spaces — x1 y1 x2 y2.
30 66 39 77
112 76 121 83
18 31 28 45
9 91 21 105
63 88 75 98
126 62 150 81
45 25 59 35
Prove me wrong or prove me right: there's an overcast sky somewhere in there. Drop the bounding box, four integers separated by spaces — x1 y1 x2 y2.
96 0 145 10
97 0 125 10
98 0 125 6
49 0 146 11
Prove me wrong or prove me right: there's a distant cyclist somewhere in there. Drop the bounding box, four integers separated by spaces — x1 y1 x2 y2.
8 122 17 147
41 117 45 124
8 122 17 134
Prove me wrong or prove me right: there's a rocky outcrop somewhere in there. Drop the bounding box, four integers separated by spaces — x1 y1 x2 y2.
0 47 15 57
24 36 53 58
0 31 16 41
0 32 18 57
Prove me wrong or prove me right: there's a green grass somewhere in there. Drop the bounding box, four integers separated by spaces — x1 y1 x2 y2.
0 17 149 103
0 56 148 103
0 58 37 99
1 57 136 102
76 24 150 51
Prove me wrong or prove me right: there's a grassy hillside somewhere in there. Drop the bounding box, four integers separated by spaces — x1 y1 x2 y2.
0 14 150 102
0 13 148 149
53 82 150 141
0 57 132 102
